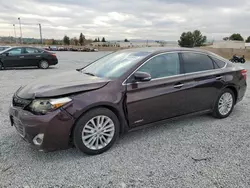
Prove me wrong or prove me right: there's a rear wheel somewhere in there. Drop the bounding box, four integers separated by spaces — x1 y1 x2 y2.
73 108 120 155
39 60 49 69
212 89 235 118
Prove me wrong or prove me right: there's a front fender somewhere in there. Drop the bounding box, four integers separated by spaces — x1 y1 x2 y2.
64 88 129 133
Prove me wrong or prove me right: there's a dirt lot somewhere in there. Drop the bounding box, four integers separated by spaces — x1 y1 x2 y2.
0 52 250 188
201 47 250 60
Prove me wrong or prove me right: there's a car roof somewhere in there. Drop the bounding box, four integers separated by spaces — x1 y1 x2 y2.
0 46 46 53
119 47 210 55
8 46 40 48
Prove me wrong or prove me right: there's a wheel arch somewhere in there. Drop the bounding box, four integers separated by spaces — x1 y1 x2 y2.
39 58 49 63
224 85 238 104
212 84 238 111
69 103 129 143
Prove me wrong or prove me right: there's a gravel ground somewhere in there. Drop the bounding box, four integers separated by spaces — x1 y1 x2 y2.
0 52 250 188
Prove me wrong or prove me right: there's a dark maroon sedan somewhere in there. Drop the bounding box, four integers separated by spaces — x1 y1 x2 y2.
9 48 247 155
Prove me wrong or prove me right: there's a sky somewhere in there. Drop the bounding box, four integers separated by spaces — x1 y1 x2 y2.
0 0 250 41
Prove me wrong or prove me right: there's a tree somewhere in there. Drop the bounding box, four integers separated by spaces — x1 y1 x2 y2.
45 39 57 45
73 37 78 45
51 39 56 45
178 30 206 47
94 38 97 42
79 33 85 46
97 37 100 42
63 35 70 45
124 39 129 42
223 37 229 41
192 30 207 47
245 36 250 43
229 33 244 41
101 37 106 42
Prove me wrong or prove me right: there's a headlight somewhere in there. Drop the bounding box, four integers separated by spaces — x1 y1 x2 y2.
28 97 72 114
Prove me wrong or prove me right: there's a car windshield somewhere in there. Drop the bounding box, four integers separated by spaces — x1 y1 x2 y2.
0 47 10 52
82 51 151 79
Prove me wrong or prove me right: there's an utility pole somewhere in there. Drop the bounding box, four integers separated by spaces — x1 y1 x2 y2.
38 23 43 44
9 33 11 44
18 17 23 44
13 24 18 44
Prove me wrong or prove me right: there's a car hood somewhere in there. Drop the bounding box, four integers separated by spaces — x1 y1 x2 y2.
16 70 110 99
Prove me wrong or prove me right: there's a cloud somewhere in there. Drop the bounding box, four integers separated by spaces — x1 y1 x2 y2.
0 0 249 40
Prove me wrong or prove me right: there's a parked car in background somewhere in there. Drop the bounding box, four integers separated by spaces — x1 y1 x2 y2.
58 46 67 51
49 46 58 51
0 46 58 70
9 47 247 155
43 46 51 51
0 46 11 51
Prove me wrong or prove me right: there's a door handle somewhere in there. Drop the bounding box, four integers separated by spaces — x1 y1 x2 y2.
216 76 223 80
36 56 41 57
19 56 24 58
174 83 184 88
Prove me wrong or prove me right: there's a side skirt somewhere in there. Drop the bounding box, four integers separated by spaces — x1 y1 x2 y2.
128 109 212 132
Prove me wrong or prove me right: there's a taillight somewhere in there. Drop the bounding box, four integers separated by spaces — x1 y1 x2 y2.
241 69 247 80
51 53 57 57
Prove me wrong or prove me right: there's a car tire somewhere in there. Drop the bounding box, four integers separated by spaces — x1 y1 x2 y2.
212 88 235 119
39 60 49 69
73 108 120 155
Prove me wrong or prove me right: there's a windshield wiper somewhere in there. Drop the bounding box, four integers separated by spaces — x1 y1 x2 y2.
76 69 96 76
76 68 82 72
83 72 96 76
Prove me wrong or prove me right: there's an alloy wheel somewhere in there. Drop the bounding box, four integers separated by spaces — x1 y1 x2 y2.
40 61 49 69
218 92 233 116
82 115 115 150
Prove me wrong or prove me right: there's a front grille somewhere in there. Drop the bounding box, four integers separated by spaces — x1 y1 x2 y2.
12 96 31 108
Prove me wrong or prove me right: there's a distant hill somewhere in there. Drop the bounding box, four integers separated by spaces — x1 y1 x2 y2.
0 36 42 44
110 39 178 44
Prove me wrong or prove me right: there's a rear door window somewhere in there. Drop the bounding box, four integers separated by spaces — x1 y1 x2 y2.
182 52 214 73
24 48 41 54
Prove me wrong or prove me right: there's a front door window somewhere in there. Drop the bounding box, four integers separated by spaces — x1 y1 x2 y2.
8 48 22 55
137 53 180 79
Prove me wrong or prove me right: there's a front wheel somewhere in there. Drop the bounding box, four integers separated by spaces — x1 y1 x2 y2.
212 89 235 119
73 108 120 155
39 60 49 69
241 59 245 64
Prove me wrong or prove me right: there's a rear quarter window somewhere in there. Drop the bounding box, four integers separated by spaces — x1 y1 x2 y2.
210 56 226 68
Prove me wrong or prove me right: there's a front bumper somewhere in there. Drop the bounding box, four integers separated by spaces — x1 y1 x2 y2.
9 105 74 151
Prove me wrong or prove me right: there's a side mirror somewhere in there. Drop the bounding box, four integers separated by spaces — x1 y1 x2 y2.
134 71 151 82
